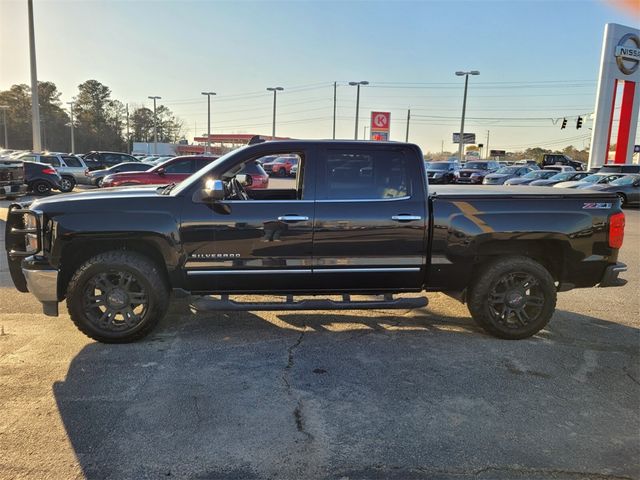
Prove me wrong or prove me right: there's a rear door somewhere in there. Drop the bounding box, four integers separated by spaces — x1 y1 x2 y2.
312 145 427 291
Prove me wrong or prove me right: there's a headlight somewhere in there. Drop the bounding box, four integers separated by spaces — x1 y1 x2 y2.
23 213 41 254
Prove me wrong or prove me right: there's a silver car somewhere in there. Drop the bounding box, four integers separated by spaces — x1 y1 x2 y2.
16 152 88 192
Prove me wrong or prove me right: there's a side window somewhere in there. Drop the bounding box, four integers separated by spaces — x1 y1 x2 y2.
62 156 82 167
325 150 410 200
41 156 61 167
164 159 193 174
253 153 302 193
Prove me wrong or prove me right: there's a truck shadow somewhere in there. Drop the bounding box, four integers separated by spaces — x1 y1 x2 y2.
52 307 640 479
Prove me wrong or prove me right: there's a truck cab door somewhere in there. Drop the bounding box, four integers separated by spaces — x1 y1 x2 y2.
312 145 427 291
181 148 317 293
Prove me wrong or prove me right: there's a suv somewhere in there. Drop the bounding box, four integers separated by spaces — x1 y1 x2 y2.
542 153 585 171
424 160 459 184
262 156 298 177
0 159 27 200
16 153 88 192
82 151 140 171
456 160 501 184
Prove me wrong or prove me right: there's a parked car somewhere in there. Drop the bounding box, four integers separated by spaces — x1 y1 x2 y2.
541 153 586 171
424 160 459 184
0 159 27 200
23 161 63 195
456 160 501 184
483 166 532 185
584 174 640 207
89 162 153 187
82 151 140 171
15 152 87 192
101 155 218 188
530 171 591 187
514 159 540 170
504 169 560 185
553 173 625 189
262 156 298 177
543 165 575 172
598 164 640 174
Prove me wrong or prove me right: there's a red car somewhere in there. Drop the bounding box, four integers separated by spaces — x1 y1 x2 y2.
101 156 217 188
262 156 298 177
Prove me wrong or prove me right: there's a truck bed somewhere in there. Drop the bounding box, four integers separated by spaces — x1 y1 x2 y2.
429 184 618 199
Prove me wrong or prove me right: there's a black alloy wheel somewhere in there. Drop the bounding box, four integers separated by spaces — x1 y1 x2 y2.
67 251 169 343
32 181 52 195
468 256 556 339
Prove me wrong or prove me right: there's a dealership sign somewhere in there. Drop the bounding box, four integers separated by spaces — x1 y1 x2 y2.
370 111 390 141
453 132 476 144
615 33 640 75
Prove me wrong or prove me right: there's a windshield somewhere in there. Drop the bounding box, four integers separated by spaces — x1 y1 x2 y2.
610 175 639 186
171 146 249 195
582 174 603 183
425 162 451 171
549 172 574 181
495 166 519 174
465 162 488 170
524 170 554 179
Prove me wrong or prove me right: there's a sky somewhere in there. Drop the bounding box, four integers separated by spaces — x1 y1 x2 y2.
1 0 639 154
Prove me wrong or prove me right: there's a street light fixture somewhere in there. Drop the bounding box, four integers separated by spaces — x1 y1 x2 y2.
348 81 369 140
266 87 284 138
201 92 216 154
455 70 480 162
66 101 75 153
148 96 161 154
0 106 8 149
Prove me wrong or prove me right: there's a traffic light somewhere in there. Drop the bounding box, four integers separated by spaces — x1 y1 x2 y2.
561 118 567 129
576 116 583 129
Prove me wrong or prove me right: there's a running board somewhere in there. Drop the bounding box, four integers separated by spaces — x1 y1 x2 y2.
190 294 428 312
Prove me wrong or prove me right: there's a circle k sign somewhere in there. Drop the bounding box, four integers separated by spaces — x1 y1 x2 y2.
371 111 391 131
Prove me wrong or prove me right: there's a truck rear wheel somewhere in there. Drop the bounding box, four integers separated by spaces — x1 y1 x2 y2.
467 256 557 339
66 251 169 343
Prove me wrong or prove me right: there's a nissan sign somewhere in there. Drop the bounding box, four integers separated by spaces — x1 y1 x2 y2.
615 33 640 75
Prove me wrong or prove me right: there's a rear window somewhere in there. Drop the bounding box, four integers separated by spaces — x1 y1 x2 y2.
62 156 83 167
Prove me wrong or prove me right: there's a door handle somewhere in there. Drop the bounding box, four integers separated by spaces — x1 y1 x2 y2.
277 215 309 222
392 215 422 222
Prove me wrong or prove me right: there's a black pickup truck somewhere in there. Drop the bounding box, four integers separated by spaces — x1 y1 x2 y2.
0 159 27 200
4 140 627 343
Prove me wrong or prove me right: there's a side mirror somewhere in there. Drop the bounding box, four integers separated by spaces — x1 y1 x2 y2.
193 179 225 203
157 167 165 175
236 174 253 187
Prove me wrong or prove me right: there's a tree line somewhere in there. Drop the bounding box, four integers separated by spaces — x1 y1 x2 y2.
0 80 184 153
425 145 591 163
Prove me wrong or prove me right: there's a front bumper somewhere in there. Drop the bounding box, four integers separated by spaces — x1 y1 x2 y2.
0 183 28 198
598 262 627 287
22 257 59 316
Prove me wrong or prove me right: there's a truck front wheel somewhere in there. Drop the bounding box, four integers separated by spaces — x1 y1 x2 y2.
467 256 557 339
66 251 169 343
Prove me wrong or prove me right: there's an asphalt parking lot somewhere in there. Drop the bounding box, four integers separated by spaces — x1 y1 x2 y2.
0 194 638 480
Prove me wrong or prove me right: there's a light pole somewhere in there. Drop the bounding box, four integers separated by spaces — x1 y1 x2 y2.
28 0 42 151
148 96 161 154
201 91 216 154
266 87 284 138
349 81 368 140
455 70 479 162
0 106 8 148
66 101 75 153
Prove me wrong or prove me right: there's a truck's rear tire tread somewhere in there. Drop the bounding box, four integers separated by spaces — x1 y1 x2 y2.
66 251 169 343
468 256 557 340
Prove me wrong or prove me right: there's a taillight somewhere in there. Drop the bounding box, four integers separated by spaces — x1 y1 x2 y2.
609 212 625 249
42 167 57 175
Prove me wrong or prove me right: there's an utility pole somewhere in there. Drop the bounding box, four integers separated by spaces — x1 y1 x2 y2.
266 87 284 138
441 140 444 154
66 101 75 153
126 103 130 153
485 130 490 159
28 0 42 152
148 96 161 154
349 81 368 140
455 70 480 162
332 81 337 139
201 91 216 154
0 106 8 148
405 108 411 142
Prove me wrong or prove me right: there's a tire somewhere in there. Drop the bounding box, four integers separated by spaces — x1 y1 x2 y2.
59 176 76 192
467 256 557 339
617 193 627 207
31 180 52 195
277 168 286 177
66 251 169 343
96 177 104 188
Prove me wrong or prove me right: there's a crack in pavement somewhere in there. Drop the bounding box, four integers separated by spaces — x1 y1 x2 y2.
281 329 314 442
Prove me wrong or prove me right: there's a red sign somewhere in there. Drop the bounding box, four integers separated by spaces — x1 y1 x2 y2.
370 111 390 131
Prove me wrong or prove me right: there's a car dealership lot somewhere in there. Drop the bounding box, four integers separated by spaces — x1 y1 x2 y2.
0 201 638 479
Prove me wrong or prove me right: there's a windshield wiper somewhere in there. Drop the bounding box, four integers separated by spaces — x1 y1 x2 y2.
159 183 177 195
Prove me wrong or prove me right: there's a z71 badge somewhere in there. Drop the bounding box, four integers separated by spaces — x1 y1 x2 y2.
582 202 612 209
